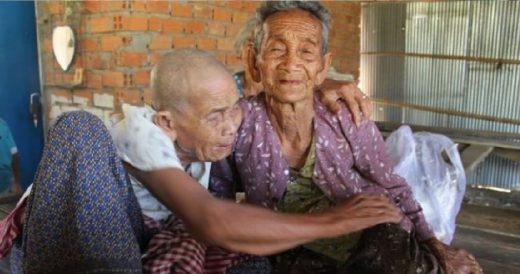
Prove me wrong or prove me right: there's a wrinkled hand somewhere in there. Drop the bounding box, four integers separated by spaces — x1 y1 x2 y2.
425 238 483 274
318 79 373 127
330 194 402 234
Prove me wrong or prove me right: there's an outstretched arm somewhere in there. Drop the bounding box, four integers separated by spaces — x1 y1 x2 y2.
125 163 401 256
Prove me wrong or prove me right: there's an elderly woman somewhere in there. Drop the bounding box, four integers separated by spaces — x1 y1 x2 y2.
0 49 400 274
233 17 371 127
211 2 482 274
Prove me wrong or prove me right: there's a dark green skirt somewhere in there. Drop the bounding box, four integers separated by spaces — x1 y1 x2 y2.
271 223 444 274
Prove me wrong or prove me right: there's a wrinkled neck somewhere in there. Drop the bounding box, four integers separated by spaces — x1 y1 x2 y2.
174 142 195 169
265 96 314 146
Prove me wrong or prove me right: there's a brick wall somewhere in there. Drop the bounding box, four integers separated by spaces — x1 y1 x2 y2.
36 0 361 127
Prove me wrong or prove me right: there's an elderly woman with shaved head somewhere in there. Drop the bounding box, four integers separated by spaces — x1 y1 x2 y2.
210 1 482 274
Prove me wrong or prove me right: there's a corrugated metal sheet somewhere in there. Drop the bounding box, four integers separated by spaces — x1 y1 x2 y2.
361 1 520 190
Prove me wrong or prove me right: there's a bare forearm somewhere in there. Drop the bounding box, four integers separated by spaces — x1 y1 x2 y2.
197 200 344 255
206 194 403 254
125 164 347 255
150 178 400 255
126 164 403 255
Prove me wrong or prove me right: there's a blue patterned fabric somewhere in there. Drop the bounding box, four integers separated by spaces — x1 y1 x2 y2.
17 111 144 274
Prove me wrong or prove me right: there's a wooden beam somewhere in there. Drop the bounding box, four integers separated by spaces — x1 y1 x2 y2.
376 121 520 150
493 148 520 163
460 145 494 174
371 98 520 126
361 51 520 66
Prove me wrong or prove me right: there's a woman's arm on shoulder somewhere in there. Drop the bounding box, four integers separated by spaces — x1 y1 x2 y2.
317 79 372 127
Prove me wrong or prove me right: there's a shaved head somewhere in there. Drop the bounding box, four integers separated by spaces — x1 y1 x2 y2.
150 49 241 163
151 48 231 113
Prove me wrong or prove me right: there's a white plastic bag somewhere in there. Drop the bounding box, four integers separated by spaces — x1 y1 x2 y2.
385 125 466 244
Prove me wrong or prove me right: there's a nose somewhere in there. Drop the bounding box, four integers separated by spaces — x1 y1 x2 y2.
281 49 302 71
221 114 239 137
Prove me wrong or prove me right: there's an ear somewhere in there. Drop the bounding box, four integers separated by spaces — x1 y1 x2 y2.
315 52 332 86
153 111 177 141
246 45 262 83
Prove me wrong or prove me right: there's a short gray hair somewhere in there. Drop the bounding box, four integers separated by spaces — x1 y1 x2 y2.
253 1 331 56
151 49 228 112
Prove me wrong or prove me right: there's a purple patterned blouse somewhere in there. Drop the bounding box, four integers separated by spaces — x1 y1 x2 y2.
210 93 434 241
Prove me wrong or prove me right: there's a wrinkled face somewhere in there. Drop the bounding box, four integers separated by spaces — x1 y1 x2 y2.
257 9 328 104
174 71 242 162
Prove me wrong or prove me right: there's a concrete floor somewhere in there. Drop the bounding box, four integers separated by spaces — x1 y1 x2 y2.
453 225 520 274
454 203 520 274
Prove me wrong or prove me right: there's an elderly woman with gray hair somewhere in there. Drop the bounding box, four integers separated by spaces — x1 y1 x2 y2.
233 16 372 127
210 1 482 274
